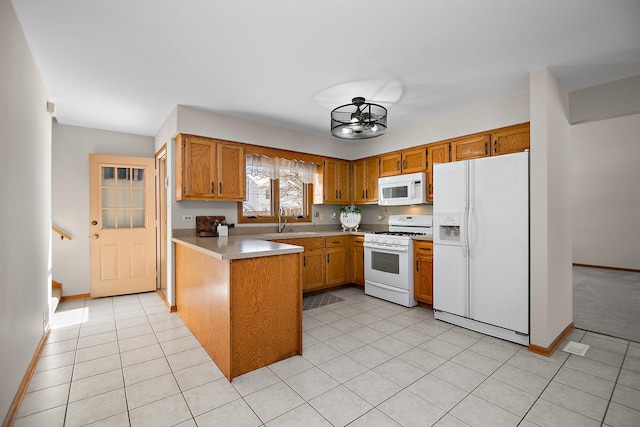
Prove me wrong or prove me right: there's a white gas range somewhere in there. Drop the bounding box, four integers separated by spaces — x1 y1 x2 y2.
364 214 433 307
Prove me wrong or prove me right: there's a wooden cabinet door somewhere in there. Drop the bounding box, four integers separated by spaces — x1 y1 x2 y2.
326 246 346 286
302 249 325 291
353 157 379 203
426 142 450 202
216 142 245 200
322 159 339 203
352 160 366 204
450 134 490 162
336 160 351 203
402 147 427 174
379 153 402 177
182 135 216 199
352 237 364 286
491 123 530 156
364 157 379 202
413 241 433 304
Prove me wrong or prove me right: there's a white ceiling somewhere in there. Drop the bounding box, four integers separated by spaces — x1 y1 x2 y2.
11 0 640 137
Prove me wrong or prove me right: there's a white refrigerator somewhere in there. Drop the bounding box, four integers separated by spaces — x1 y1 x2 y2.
433 151 529 345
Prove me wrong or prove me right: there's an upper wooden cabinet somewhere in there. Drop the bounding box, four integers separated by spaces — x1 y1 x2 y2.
491 123 530 156
449 123 530 163
402 147 428 174
352 157 379 204
175 134 245 201
426 141 450 202
450 133 491 162
379 152 402 177
316 158 350 204
379 148 427 177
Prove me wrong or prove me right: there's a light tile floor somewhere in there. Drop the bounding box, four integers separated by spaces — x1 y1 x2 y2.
14 288 640 427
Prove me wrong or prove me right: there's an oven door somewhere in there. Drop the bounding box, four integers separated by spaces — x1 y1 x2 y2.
364 243 410 290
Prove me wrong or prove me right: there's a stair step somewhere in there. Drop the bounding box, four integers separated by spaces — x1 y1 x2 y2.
52 281 62 313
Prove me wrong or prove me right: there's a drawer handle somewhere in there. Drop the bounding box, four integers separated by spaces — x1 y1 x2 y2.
332 241 341 244
419 247 432 251
416 260 419 272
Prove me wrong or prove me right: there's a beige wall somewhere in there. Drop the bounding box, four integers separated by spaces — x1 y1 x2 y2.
569 75 640 124
529 68 573 349
572 114 640 269
0 0 52 420
52 123 155 296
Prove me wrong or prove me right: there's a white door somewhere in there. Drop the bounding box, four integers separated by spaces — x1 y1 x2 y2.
469 152 529 333
433 160 469 316
433 243 468 316
90 154 156 298
433 160 468 215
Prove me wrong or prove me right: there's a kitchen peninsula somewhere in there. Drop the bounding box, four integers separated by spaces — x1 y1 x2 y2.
172 232 304 380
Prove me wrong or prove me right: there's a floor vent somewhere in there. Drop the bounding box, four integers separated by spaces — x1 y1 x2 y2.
563 341 590 356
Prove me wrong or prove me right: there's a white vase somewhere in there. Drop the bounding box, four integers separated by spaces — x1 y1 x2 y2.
217 225 229 237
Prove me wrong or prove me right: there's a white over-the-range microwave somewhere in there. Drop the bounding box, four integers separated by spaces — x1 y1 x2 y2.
378 172 427 206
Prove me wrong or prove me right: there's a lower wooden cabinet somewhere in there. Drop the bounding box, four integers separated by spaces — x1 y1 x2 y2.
271 236 350 292
352 236 365 286
413 240 433 304
326 237 347 286
302 249 325 291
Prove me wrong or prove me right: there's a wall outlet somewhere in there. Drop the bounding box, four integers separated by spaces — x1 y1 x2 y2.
182 215 194 221
313 211 319 218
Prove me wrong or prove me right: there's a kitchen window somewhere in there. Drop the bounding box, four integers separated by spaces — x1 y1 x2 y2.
238 154 316 223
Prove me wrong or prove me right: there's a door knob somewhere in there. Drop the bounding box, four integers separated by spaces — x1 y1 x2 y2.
91 220 98 225
91 234 99 239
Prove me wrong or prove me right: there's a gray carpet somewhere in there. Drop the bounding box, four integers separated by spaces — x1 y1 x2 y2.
573 266 640 343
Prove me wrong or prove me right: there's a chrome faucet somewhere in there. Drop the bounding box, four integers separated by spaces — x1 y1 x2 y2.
278 208 287 233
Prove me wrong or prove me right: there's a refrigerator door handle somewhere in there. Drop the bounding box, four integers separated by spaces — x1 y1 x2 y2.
461 201 468 258
467 200 474 259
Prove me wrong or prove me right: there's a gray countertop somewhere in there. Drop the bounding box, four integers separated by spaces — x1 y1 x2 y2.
172 230 432 261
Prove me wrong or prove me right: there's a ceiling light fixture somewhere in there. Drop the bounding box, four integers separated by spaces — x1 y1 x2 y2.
331 97 387 140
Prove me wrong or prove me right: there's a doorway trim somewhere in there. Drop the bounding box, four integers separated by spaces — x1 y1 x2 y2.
155 144 174 311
